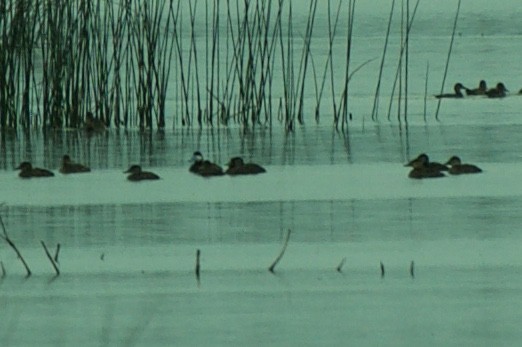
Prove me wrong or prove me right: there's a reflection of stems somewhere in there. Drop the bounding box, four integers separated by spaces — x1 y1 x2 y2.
0 213 31 277
410 260 415 279
41 241 60 276
380 261 385 278
195 249 201 285
269 229 292 273
1 261 5 277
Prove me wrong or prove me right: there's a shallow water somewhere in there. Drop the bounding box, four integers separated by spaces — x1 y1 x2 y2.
3 1 522 346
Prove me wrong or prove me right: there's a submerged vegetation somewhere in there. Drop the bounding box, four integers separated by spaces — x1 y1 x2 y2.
0 0 363 132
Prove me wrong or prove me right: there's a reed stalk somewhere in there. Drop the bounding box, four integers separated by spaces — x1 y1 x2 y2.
268 229 291 273
435 0 461 121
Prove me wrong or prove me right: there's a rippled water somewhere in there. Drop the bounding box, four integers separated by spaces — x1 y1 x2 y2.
2 1 522 346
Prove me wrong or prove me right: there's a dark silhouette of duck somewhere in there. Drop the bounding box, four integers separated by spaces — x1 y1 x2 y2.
85 111 106 134
445 156 482 175
189 151 224 177
465 80 487 96
60 155 91 174
435 83 466 98
405 153 448 172
485 82 508 98
406 158 445 179
16 162 54 178
124 165 160 181
225 157 266 175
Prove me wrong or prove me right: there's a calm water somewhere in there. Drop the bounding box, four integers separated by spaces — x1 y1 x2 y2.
3 1 522 346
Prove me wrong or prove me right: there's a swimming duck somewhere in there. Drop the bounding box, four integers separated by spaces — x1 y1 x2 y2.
485 82 508 98
435 83 466 98
465 80 487 96
226 157 266 175
189 151 224 177
60 155 91 174
444 156 482 175
85 111 106 134
404 153 448 172
406 158 445 179
124 165 160 181
16 162 54 178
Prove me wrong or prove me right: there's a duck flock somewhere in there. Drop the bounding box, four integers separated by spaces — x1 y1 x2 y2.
435 80 513 98
404 153 482 179
14 151 267 181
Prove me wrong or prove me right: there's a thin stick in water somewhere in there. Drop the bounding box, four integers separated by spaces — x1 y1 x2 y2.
54 243 61 263
0 213 31 277
410 260 415 278
1 261 5 278
269 229 292 273
380 261 385 278
41 241 60 276
336 257 347 273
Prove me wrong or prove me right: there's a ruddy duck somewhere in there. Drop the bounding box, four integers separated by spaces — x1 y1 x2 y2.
485 82 508 98
124 165 160 181
225 157 266 175
16 162 54 178
189 151 224 177
435 83 466 98
85 111 106 134
465 80 487 96
60 155 91 174
405 153 448 172
444 156 482 175
406 159 445 179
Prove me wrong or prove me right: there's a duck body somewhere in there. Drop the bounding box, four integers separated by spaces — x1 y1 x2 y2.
405 153 448 172
405 153 446 179
60 155 91 174
445 156 482 175
465 80 487 96
408 167 446 179
226 157 266 175
435 83 466 98
124 165 160 181
16 162 54 178
85 112 106 134
189 151 224 177
486 82 508 98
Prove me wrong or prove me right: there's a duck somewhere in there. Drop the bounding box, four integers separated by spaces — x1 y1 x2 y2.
189 151 224 177
444 156 482 175
60 155 91 174
485 82 508 98
16 162 54 178
225 157 266 175
406 158 445 179
465 80 487 96
85 111 106 134
124 165 160 181
404 153 448 172
435 83 466 98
